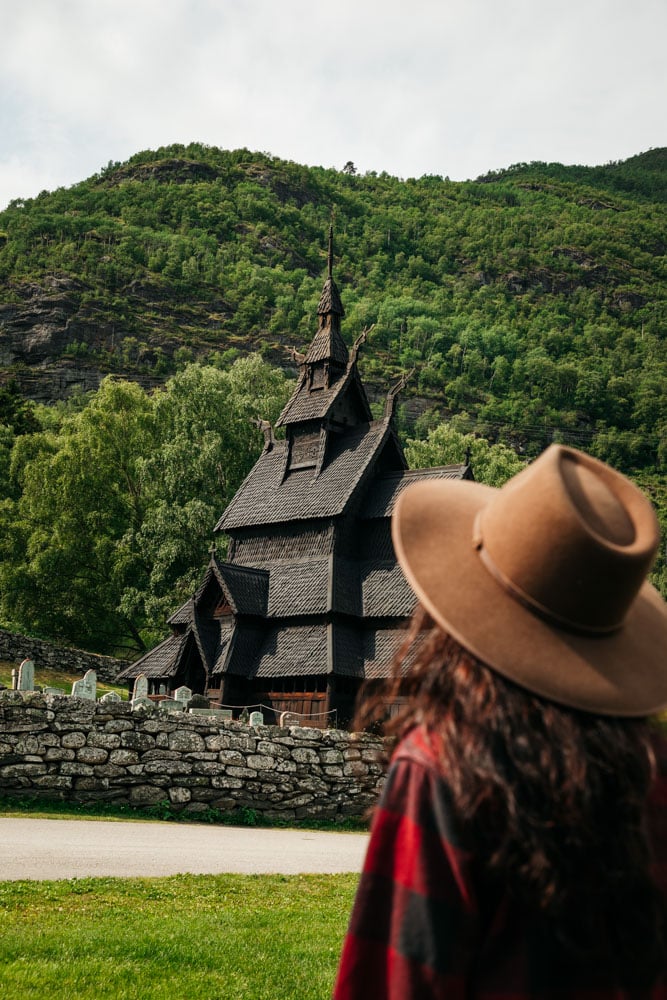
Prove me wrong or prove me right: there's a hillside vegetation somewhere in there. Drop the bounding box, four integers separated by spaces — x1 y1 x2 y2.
0 144 665 652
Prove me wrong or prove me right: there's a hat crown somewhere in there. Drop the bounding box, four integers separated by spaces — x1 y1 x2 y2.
562 461 635 546
478 447 659 634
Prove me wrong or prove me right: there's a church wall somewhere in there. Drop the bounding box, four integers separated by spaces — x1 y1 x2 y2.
358 519 394 561
0 691 384 822
230 521 334 567
328 389 368 429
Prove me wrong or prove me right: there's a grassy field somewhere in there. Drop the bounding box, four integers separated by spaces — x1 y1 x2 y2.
0 872 357 999
0 660 128 699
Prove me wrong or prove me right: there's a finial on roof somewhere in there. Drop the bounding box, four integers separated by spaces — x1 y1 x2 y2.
286 346 306 367
464 444 472 466
349 325 373 367
383 369 414 421
253 416 276 453
209 541 217 557
328 224 334 279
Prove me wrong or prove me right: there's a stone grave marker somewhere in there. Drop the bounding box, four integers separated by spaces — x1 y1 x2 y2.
43 686 64 696
132 673 148 702
249 711 264 727
131 697 153 711
17 659 35 691
72 669 96 701
279 711 301 728
159 699 185 711
188 708 233 719
173 685 192 705
100 690 122 703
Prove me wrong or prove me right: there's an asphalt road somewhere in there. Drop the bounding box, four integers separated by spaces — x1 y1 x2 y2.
0 817 369 881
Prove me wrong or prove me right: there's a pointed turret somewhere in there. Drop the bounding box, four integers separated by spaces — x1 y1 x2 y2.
303 226 348 369
276 228 371 432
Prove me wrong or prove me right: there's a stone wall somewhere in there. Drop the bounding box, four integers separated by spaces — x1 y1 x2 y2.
0 691 385 822
0 629 128 684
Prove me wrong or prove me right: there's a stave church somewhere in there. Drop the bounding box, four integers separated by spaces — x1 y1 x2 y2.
118 232 473 727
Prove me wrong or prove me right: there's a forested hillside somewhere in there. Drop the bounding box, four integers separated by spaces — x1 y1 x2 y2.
0 144 664 653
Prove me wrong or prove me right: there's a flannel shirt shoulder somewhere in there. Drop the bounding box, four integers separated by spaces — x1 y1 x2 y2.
334 727 667 1000
334 728 482 999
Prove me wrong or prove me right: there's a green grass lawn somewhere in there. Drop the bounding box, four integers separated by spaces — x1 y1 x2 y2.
0 873 357 999
0 660 128 699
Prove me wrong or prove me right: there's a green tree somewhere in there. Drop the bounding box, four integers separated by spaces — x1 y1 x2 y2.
0 378 156 651
405 422 525 487
0 358 291 652
124 355 291 635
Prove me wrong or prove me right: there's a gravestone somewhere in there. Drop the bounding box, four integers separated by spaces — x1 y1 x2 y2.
132 673 148 702
131 697 153 711
17 659 35 692
173 685 192 704
249 711 264 728
159 699 185 711
100 690 122 703
279 711 301 728
43 686 64 696
188 708 233 719
72 669 96 701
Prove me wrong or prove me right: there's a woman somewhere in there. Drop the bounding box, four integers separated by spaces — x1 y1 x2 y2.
334 445 667 997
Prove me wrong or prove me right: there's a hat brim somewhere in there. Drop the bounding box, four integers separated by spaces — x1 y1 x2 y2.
392 479 667 717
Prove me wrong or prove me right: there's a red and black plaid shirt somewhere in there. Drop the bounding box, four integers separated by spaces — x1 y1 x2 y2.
334 726 667 999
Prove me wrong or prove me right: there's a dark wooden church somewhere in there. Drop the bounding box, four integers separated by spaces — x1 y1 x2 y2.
119 234 473 726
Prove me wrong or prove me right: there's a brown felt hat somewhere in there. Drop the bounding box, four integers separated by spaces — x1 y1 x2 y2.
392 445 667 716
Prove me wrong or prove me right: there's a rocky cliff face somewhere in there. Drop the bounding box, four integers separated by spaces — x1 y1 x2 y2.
0 274 216 401
0 276 88 367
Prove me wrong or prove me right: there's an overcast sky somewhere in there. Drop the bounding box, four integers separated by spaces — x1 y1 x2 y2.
0 0 665 210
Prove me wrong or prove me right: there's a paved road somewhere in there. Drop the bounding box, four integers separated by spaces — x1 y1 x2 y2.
0 817 369 881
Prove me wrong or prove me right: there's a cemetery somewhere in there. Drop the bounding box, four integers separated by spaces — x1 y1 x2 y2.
0 666 384 822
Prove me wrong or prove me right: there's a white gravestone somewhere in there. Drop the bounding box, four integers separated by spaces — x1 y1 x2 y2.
72 669 96 701
17 659 35 692
279 711 301 728
131 697 153 712
132 673 149 702
159 699 185 711
173 685 192 704
249 711 264 728
100 690 122 703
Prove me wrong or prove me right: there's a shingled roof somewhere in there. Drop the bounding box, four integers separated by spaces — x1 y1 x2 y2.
266 558 330 617
361 464 472 519
217 418 401 531
276 363 372 427
214 560 269 616
222 625 266 677
252 623 329 678
304 310 348 368
361 561 416 618
117 631 191 681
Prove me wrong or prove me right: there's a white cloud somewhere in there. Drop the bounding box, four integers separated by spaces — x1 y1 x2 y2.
0 0 665 207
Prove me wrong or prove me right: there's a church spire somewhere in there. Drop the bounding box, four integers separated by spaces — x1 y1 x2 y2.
328 224 333 279
305 227 347 366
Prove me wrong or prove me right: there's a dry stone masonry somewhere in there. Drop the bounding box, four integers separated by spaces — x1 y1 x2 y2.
0 628 127 684
0 690 385 821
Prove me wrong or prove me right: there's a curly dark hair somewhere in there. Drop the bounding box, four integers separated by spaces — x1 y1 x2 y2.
356 605 667 988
